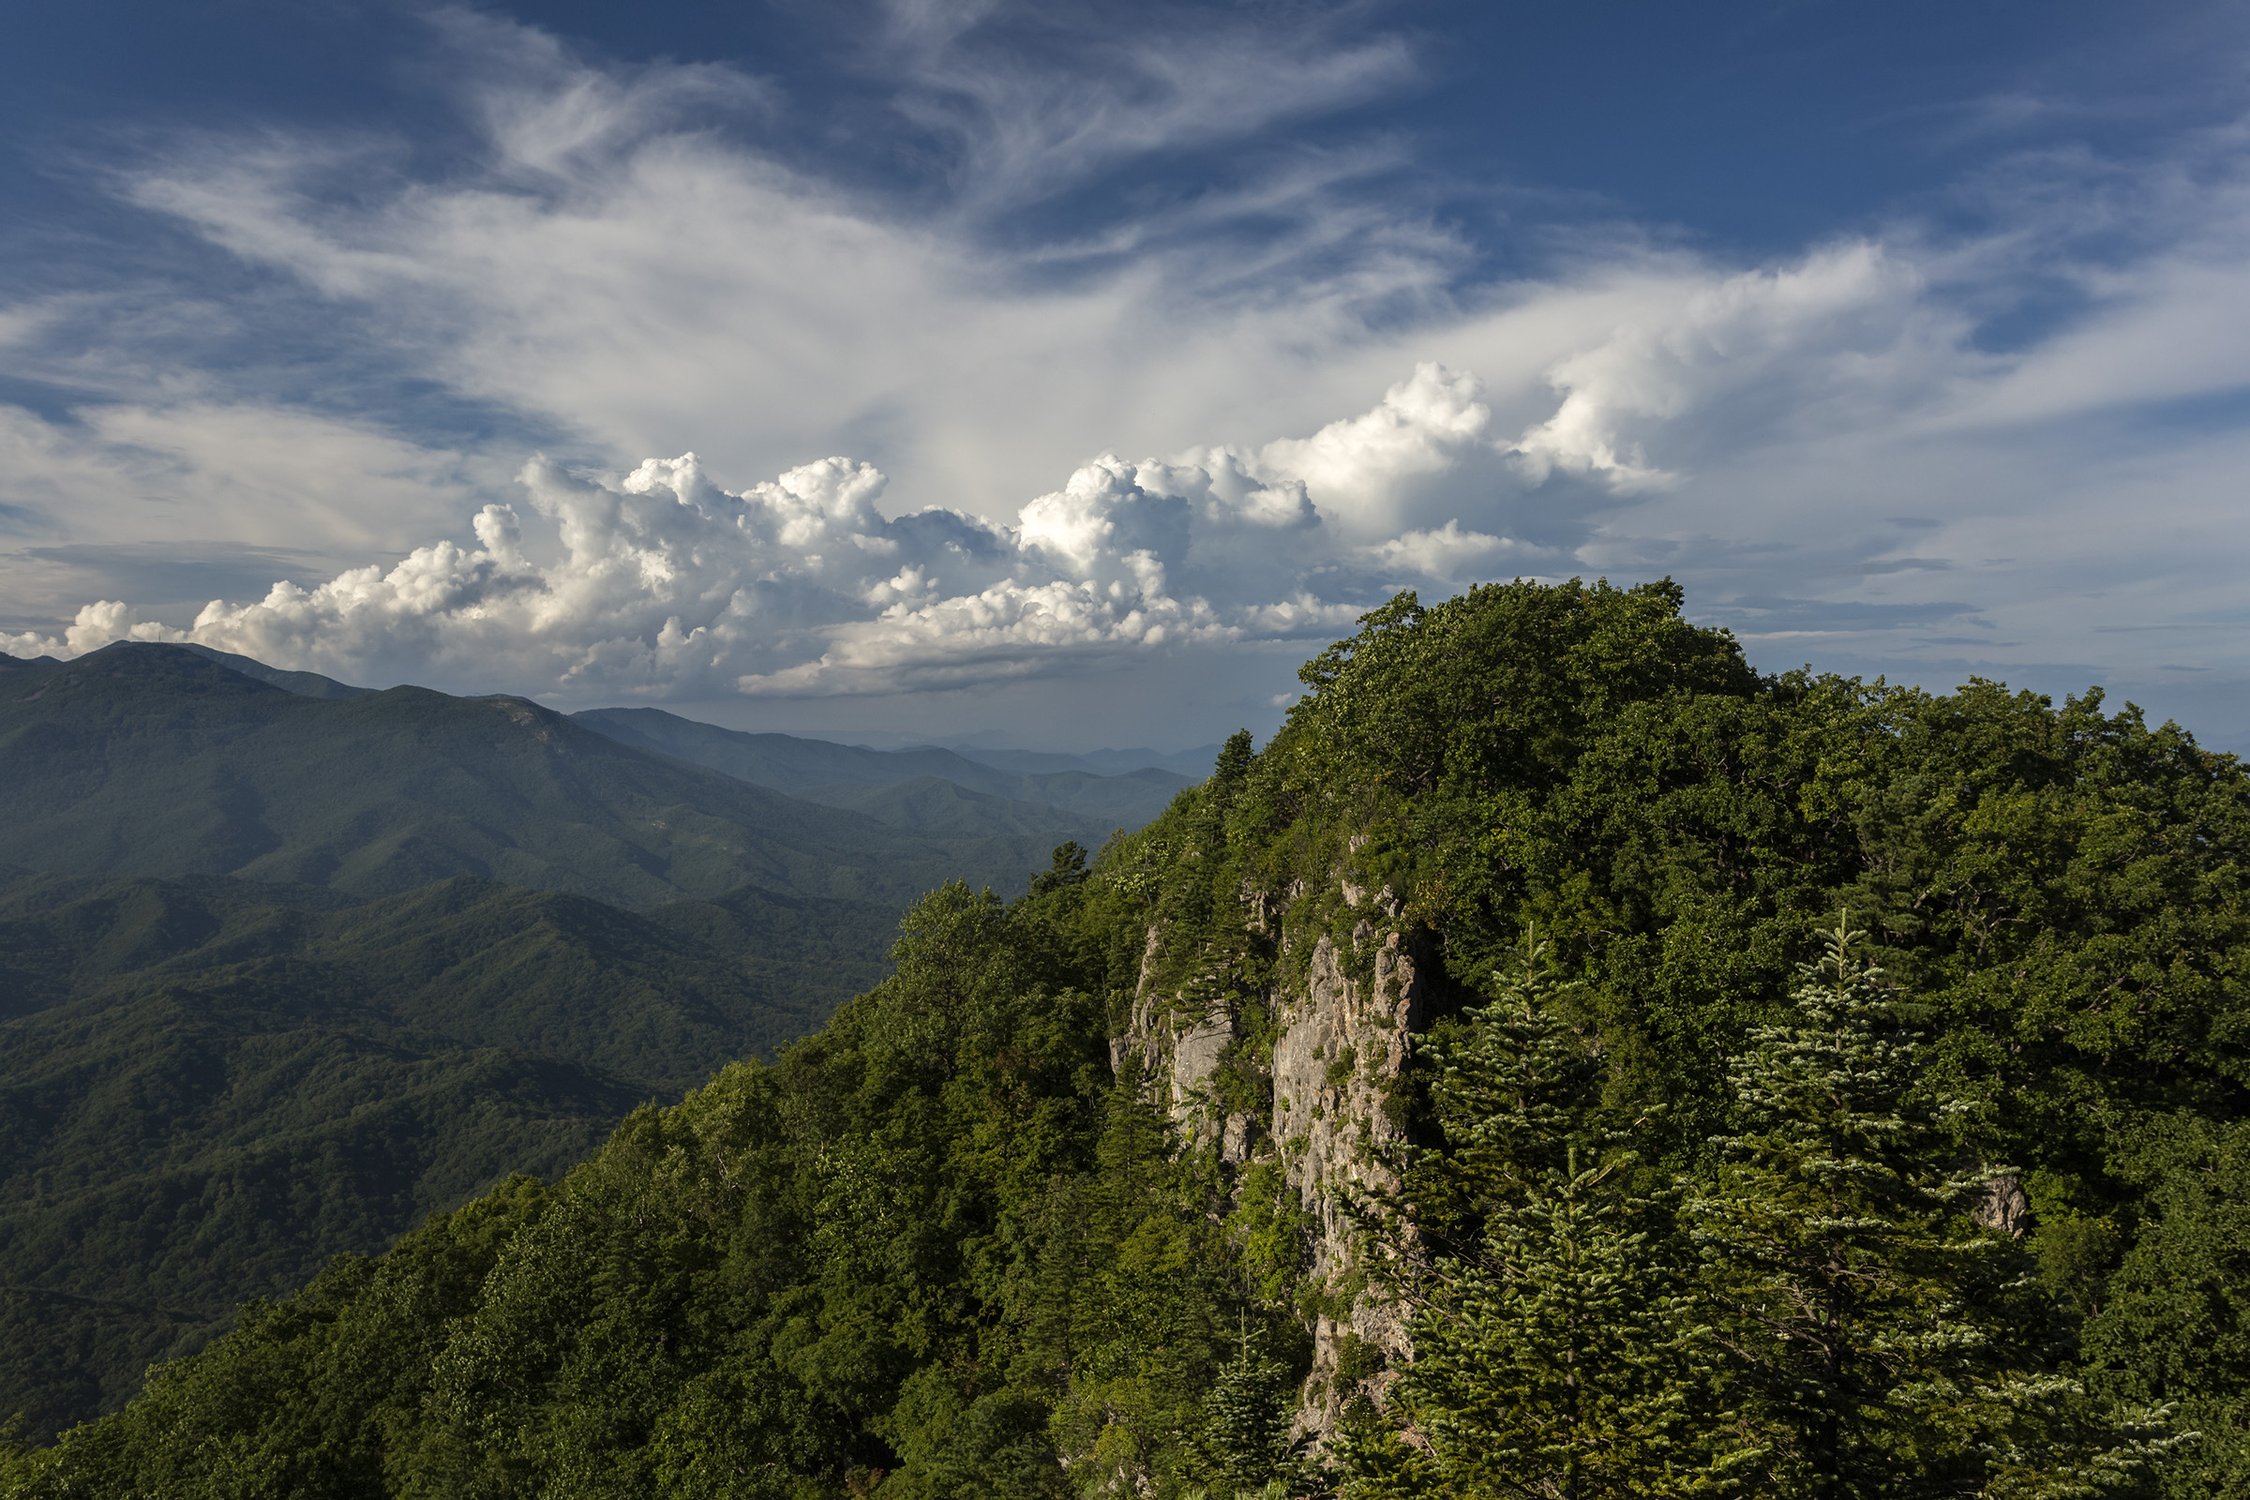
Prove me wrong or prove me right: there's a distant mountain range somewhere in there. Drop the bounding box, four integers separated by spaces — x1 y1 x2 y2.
941 740 1225 779
848 734 1226 780
0 642 1199 1435
0 644 1187 909
184 641 1219 786
570 705 1189 832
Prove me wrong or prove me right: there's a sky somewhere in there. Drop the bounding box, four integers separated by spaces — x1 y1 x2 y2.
2 0 2248 750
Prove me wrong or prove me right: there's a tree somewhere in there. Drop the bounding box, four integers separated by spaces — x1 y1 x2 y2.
1212 730 1256 799
1031 841 1092 898
1342 937 1746 1498
1687 915 2173 1497
1201 1314 1297 1497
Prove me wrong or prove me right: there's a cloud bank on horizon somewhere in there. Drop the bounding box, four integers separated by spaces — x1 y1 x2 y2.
4 2 2250 738
6 364 1520 695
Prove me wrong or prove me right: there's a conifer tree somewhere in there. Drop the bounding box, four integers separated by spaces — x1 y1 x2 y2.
1687 914 2173 1498
1341 937 1747 1498
1202 1313 1296 1497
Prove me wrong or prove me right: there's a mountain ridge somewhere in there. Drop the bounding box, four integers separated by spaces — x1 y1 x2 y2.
0 644 1062 909
569 705 1191 832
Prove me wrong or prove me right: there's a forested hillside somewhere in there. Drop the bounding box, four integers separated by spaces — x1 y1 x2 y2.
0 645 1068 909
0 872 898 1438
10 579 2249 1497
0 643 1191 1440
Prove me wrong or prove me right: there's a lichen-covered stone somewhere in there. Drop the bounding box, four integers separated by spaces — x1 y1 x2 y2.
1115 871 1430 1438
1270 918 1425 1432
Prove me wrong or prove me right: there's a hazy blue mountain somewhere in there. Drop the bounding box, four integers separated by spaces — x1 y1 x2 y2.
571 704 1190 831
942 741 1227 779
795 724 1227 778
806 773 1094 839
0 644 1067 909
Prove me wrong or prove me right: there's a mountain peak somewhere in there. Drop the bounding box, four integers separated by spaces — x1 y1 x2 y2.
178 643 369 700
68 641 288 693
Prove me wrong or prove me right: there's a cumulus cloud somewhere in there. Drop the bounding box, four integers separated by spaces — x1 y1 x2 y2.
1368 521 1552 584
11 6 2250 742
0 365 1517 696
1507 243 1945 492
1261 363 1496 537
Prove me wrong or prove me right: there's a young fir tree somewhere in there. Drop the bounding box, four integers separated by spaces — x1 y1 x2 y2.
1687 915 2176 1498
1200 1313 1297 1498
1340 937 1749 1499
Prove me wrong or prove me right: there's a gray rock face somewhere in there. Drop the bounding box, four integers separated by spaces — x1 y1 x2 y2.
1114 871 1430 1437
1271 917 1427 1432
1219 1112 1257 1165
1172 1010 1235 1115
1971 1172 2033 1239
1114 924 1238 1136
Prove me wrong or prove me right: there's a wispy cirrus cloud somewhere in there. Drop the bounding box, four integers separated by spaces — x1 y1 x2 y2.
871 0 1418 213
5 4 2250 742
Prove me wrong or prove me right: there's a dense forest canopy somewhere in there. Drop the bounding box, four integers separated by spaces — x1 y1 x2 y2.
0 871 900 1438
0 642 1194 1440
8 578 2248 1497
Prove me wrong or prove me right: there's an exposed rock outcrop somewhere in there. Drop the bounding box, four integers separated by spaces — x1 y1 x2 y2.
1113 925 1240 1142
1971 1172 2032 1239
1271 912 1427 1430
1115 868 1431 1436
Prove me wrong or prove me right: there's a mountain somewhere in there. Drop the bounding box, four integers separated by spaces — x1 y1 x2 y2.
0 643 1070 909
0 643 1189 1440
18 580 2250 1496
770 723 1224 779
570 705 1191 833
0 869 899 1438
943 741 1225 779
177 643 370 700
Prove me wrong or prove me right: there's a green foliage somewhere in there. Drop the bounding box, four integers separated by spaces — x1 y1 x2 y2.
0 871 895 1438
5 873 1279 1497
1202 1316 1300 1495
1685 918 2171 1496
2081 1113 2250 1495
12 581 2250 1497
1343 939 1744 1498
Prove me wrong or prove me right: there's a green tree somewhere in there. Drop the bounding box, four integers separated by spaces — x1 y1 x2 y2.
1687 916 2171 1497
1212 730 1256 797
1343 938 1745 1498
1031 840 1092 898
1201 1314 1297 1497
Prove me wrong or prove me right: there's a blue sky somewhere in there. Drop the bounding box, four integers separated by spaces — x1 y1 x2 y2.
3 1 2248 748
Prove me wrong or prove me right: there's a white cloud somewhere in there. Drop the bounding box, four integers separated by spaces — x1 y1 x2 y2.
0 367 1527 695
74 7 1477 531
1507 242 1946 491
9 7 2250 744
1260 363 1496 537
1369 521 1551 584
869 0 1417 214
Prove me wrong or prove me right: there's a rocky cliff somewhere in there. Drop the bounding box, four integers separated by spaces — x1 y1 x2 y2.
1115 848 1435 1436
